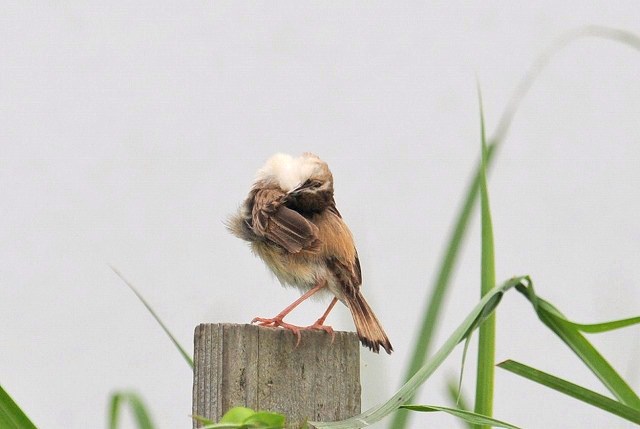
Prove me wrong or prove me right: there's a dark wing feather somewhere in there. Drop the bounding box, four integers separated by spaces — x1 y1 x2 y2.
268 205 320 253
251 188 319 253
327 255 361 297
353 252 362 286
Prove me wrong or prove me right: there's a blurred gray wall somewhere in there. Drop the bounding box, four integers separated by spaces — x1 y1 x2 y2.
1 2 639 428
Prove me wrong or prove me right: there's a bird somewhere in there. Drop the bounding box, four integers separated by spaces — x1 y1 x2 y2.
227 152 393 354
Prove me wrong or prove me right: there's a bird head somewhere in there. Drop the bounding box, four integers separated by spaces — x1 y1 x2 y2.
255 153 333 192
254 152 334 212
289 152 334 195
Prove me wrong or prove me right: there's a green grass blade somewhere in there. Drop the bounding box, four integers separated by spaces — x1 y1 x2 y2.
389 148 496 429
446 378 472 429
392 26 640 429
110 265 194 369
532 295 640 333
456 335 473 409
474 84 497 428
108 391 155 429
516 282 640 408
310 277 526 429
447 378 471 411
491 26 640 148
0 384 38 429
498 360 640 424
477 86 495 298
544 311 640 334
400 405 521 429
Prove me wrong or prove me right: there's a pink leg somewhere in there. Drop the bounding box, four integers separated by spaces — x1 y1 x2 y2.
252 280 328 345
306 297 339 343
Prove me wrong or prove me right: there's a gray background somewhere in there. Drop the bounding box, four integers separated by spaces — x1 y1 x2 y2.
2 2 639 428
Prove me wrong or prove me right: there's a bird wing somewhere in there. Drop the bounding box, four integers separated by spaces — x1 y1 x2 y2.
251 188 320 254
322 204 362 293
327 254 362 297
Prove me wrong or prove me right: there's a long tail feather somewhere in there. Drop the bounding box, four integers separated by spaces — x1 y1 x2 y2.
347 292 393 354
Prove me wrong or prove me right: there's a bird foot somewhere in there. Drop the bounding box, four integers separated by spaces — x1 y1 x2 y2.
251 316 304 346
306 320 336 344
251 316 336 346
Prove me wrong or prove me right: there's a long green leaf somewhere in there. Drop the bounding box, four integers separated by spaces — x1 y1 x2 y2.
0 384 38 429
515 282 640 409
310 277 526 429
400 405 521 429
491 26 640 148
110 265 194 369
108 391 155 429
446 378 473 429
535 302 640 333
474 84 497 428
455 335 473 409
392 26 640 429
563 316 640 333
498 360 640 424
390 137 497 429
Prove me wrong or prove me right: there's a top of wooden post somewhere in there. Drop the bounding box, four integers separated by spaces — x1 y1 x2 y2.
192 323 361 429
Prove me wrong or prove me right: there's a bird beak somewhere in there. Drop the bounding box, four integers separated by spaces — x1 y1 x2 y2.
289 180 310 196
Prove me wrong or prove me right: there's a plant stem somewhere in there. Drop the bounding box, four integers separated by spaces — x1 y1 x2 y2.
474 85 496 429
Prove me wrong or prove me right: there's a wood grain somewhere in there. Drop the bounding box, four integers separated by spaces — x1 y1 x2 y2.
193 323 360 429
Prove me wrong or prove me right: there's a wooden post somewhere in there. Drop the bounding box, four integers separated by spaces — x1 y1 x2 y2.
192 323 361 429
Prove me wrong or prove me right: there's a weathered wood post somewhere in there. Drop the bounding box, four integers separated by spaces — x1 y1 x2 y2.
192 323 361 429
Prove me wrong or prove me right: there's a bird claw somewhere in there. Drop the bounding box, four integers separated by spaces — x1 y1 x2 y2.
251 317 336 346
306 321 336 344
251 316 303 346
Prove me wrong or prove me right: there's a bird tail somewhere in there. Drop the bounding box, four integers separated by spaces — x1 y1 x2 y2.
347 291 393 354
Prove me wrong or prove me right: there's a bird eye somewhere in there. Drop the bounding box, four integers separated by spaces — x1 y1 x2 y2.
293 179 322 193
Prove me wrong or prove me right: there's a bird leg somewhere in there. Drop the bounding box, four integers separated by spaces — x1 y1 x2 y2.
305 297 339 343
252 279 328 345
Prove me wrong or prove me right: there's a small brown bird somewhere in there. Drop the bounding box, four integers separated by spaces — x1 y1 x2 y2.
227 152 392 354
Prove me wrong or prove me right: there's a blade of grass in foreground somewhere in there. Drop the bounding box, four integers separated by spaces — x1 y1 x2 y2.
109 265 194 369
392 26 640 429
447 378 470 410
310 276 526 429
515 281 640 409
528 294 640 335
0 384 38 429
498 360 640 424
446 378 473 429
389 119 499 429
474 84 497 429
109 391 155 429
400 405 521 429
561 316 640 333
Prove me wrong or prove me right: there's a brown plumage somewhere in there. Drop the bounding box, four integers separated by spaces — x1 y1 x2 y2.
227 152 392 354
